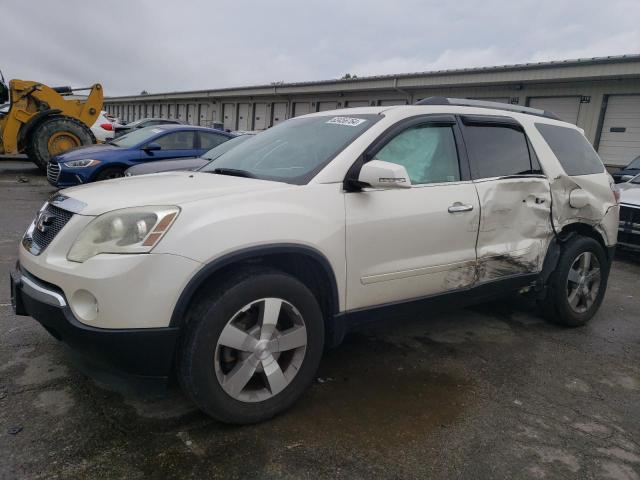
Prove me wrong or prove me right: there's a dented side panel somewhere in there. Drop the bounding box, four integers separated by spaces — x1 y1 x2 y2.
474 177 552 283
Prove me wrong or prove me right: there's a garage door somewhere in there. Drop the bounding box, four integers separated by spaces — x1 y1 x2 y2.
318 101 338 112
253 103 268 130
293 102 311 117
346 100 369 108
223 103 236 130
178 104 188 122
529 97 581 124
237 103 251 130
598 95 640 167
272 103 287 125
198 104 209 126
187 104 197 125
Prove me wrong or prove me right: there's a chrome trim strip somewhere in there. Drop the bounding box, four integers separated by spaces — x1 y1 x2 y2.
20 274 67 308
48 194 87 214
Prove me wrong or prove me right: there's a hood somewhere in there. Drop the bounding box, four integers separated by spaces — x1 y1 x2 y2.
58 171 294 215
619 183 640 206
53 143 121 162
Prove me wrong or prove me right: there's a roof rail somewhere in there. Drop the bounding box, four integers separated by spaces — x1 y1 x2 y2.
414 97 562 121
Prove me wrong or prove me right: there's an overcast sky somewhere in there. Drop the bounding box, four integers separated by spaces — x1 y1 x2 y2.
3 0 639 97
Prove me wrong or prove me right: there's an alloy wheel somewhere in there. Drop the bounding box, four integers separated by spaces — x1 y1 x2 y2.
566 251 601 313
214 298 308 402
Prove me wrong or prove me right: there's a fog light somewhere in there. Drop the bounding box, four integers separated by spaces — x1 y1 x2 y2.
70 289 98 322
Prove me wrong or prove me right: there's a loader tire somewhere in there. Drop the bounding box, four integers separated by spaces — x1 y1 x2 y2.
26 116 94 172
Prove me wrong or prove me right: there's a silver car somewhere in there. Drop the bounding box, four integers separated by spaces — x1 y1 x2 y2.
618 173 640 250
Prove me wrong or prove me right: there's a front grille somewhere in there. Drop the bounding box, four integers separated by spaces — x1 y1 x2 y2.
23 203 74 255
47 162 61 184
618 204 640 248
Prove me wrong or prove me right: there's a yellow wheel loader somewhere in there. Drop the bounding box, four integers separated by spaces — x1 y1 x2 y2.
0 72 103 172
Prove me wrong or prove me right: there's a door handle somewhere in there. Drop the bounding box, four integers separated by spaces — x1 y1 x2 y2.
448 203 474 213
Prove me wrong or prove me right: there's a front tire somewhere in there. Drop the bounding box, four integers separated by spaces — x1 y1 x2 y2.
26 116 94 172
178 268 324 424
541 236 609 327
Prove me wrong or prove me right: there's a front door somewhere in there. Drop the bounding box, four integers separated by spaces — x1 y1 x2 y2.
345 116 480 311
459 115 552 283
141 130 198 161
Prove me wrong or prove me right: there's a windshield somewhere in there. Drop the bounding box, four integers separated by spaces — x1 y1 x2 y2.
201 114 380 184
631 174 640 184
202 134 253 161
627 156 640 169
110 126 162 147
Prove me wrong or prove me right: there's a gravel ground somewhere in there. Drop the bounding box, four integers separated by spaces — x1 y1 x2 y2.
1 160 639 479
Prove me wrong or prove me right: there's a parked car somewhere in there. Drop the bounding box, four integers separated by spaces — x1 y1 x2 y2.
617 173 640 250
12 99 619 424
46 125 234 187
612 155 640 183
89 110 115 143
125 133 254 176
114 117 182 137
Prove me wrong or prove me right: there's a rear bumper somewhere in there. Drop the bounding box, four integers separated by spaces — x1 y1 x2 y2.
10 263 179 381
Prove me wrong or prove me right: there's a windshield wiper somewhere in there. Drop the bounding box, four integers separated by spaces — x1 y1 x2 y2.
210 168 255 178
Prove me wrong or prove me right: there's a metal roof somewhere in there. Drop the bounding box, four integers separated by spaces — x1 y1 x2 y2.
106 54 640 101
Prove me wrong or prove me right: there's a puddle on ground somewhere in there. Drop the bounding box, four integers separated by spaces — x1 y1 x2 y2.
259 333 472 450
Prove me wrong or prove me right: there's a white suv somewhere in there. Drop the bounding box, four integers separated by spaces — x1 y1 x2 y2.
10 98 619 423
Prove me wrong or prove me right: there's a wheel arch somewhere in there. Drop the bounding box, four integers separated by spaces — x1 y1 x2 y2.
539 221 611 287
17 109 62 150
170 244 342 346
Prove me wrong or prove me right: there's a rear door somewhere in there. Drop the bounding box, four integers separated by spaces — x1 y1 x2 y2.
459 115 552 283
345 115 480 310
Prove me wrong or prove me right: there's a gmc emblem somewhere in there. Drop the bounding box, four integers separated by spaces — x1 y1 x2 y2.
35 211 55 234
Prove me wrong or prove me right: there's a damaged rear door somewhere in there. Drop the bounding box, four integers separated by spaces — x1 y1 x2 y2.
460 115 553 283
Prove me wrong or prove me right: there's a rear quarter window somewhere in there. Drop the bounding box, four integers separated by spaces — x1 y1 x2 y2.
535 123 604 176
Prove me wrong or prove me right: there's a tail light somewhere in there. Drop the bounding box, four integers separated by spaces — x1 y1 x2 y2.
100 123 113 131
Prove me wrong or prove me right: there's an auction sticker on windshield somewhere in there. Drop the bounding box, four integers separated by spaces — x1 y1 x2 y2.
326 117 367 127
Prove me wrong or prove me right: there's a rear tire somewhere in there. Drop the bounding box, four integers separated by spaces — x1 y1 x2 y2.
178 268 324 424
539 236 609 327
26 116 94 172
94 166 125 181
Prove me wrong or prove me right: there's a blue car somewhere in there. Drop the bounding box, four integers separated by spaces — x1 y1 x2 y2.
47 125 235 187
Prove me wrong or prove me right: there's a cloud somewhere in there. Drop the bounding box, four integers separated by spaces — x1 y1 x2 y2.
0 0 637 96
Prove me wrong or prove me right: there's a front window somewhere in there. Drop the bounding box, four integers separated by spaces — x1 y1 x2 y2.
154 131 195 150
373 125 460 184
110 127 163 148
201 114 381 184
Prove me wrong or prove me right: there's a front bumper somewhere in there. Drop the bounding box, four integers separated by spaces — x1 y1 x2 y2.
47 165 90 188
10 264 179 380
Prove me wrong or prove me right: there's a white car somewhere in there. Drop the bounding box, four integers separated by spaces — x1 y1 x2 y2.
11 98 619 423
89 110 115 142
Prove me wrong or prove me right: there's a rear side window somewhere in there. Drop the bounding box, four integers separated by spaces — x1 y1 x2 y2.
464 125 538 178
535 123 604 176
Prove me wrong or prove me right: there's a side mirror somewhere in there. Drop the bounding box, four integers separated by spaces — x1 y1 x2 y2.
144 142 161 152
358 160 412 189
569 188 590 209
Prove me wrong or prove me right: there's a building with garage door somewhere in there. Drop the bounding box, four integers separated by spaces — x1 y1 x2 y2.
104 54 640 168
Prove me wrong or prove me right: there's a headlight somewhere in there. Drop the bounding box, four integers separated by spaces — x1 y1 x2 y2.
67 206 180 262
64 159 101 168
